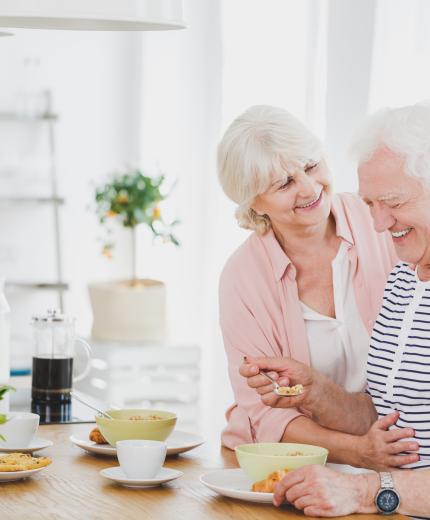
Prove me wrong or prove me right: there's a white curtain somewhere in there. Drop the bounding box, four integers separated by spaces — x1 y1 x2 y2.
370 0 430 110
137 0 430 440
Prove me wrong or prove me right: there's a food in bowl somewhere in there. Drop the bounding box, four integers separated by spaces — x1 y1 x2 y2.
235 442 328 482
252 468 289 493
128 414 164 421
95 409 177 447
277 384 304 396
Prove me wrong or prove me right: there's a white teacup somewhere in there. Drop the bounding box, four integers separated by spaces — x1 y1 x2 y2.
116 439 167 479
0 412 39 448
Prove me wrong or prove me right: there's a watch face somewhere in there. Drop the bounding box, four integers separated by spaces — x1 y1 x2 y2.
377 489 400 513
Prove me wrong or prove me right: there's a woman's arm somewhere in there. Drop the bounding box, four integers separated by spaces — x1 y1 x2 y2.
241 356 377 434
273 465 430 518
219 268 305 447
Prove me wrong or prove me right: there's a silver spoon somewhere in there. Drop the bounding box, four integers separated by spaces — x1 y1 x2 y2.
259 371 303 396
70 391 114 419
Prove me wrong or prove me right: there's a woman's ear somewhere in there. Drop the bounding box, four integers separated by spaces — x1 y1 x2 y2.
251 195 264 216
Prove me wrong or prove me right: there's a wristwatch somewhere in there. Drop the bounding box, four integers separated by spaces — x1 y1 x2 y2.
375 472 400 515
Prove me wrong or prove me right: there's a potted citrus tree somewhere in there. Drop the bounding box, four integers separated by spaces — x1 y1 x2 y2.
88 168 179 342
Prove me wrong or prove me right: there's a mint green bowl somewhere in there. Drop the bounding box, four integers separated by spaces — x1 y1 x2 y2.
235 443 328 481
95 409 177 447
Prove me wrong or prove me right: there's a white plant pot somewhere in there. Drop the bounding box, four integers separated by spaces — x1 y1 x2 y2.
88 279 167 342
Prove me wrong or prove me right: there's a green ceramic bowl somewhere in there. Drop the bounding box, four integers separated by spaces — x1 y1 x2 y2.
95 409 177 446
235 442 328 481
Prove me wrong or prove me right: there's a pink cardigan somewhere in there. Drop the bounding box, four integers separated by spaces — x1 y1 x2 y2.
219 193 397 449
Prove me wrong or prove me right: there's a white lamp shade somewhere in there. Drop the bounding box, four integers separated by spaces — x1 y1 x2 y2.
0 0 186 31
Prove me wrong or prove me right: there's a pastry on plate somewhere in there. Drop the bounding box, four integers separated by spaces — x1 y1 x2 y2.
252 468 289 493
89 427 108 444
0 452 52 472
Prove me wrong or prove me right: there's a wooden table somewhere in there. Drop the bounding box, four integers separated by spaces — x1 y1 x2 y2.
0 423 407 520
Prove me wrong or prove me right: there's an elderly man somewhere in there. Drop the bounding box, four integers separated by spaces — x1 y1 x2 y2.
240 102 430 517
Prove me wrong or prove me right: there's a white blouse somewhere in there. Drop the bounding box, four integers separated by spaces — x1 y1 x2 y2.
300 241 370 393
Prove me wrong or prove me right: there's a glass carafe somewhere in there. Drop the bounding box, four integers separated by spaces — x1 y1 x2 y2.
31 309 91 404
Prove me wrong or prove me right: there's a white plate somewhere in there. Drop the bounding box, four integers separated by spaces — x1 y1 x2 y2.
200 468 273 503
200 464 373 504
70 430 205 457
0 438 53 453
100 466 183 488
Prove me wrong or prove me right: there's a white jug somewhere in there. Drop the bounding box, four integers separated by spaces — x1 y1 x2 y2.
0 278 11 414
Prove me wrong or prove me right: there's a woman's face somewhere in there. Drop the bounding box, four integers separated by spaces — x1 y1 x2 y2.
252 158 332 233
358 147 430 267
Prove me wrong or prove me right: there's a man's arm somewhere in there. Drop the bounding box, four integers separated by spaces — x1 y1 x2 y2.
283 415 419 471
273 466 430 517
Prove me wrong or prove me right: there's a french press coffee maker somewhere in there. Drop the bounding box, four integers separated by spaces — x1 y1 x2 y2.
31 309 91 404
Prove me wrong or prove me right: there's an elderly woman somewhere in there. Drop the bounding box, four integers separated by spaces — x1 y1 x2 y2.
217 105 407 468
242 102 430 517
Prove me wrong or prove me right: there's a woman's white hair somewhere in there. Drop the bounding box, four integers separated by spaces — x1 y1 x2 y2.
350 101 430 186
217 105 322 234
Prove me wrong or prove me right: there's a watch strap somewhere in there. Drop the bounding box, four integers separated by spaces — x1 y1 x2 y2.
379 471 395 489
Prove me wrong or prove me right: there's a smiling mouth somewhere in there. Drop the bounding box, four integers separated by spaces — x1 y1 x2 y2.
295 191 322 209
391 228 412 238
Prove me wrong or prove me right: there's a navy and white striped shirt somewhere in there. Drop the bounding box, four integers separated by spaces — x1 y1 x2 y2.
367 262 430 471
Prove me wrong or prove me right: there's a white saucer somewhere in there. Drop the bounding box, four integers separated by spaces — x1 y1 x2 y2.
200 464 373 503
0 438 53 453
70 430 205 457
100 466 183 488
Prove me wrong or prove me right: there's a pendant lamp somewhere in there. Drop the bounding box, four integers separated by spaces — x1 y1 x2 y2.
0 0 185 31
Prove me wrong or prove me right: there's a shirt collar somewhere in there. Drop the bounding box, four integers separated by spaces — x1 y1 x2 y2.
259 194 355 282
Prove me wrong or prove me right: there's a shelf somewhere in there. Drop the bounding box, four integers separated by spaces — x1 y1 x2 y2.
0 112 58 122
0 196 64 205
6 281 69 291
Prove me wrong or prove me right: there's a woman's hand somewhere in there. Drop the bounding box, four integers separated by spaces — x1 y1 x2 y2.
355 411 420 470
273 465 371 516
239 356 320 410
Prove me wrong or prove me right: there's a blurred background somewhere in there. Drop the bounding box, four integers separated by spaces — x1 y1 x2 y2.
1 0 430 442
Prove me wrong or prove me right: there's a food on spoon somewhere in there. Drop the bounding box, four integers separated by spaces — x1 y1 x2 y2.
277 384 304 396
252 468 289 492
0 452 52 472
89 427 108 444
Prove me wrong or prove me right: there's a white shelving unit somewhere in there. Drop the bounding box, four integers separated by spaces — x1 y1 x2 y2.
0 90 67 311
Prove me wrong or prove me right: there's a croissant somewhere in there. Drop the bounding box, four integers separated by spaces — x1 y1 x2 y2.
251 468 289 493
89 427 108 444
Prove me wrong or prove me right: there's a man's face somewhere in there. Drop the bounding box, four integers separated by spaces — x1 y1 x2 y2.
358 146 430 266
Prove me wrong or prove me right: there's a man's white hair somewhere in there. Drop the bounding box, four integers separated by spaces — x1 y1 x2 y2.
350 101 430 186
217 105 322 234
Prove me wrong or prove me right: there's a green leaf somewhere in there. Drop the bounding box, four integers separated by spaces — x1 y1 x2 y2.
0 414 7 424
0 385 15 401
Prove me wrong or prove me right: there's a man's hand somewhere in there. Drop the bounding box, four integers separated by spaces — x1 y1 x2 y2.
273 465 371 516
239 356 320 410
356 411 420 470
